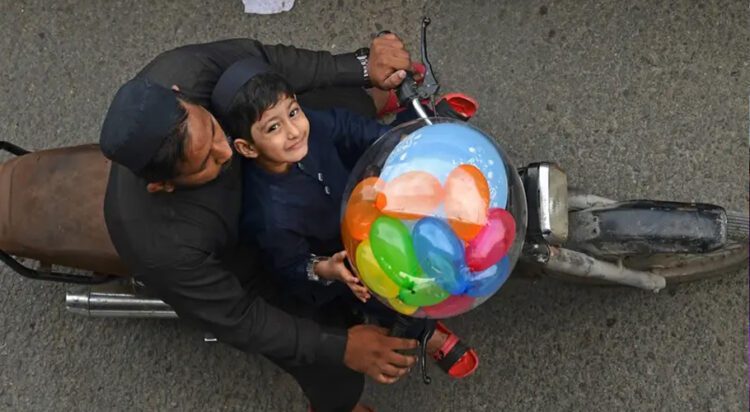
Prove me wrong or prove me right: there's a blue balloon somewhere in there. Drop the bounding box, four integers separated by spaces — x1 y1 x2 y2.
380 123 509 208
465 256 511 298
412 217 469 294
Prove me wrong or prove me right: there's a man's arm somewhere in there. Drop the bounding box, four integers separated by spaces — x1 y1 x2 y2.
136 37 411 106
140 249 418 384
257 43 365 92
260 34 411 92
140 249 345 366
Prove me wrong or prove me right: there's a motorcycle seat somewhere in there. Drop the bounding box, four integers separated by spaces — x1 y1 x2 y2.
0 144 128 275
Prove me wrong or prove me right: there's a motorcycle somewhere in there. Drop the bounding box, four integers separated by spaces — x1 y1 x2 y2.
0 17 747 327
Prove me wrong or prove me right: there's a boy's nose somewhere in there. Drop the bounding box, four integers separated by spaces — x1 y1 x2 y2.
286 121 301 139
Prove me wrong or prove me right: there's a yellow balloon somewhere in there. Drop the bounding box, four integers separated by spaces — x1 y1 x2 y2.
387 297 419 315
356 239 400 298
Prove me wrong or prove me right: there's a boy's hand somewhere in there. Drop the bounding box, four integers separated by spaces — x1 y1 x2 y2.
331 251 371 302
316 251 371 302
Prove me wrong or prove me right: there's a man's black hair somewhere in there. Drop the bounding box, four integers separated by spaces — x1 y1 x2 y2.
221 73 295 142
137 99 190 183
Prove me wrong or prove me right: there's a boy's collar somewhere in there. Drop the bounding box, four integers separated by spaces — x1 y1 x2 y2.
295 136 322 176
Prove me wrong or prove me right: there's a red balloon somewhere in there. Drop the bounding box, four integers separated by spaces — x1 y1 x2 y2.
465 208 516 272
422 294 476 318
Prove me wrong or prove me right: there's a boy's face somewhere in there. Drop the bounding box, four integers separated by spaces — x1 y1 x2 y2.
235 96 310 173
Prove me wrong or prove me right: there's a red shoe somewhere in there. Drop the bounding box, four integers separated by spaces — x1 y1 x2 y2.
431 321 479 379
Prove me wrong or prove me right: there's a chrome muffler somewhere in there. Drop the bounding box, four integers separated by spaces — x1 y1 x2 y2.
65 281 177 318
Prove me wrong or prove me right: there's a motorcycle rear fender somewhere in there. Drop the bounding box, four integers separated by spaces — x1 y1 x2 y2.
566 200 727 256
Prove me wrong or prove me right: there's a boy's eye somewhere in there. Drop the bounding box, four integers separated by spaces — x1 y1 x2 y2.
289 108 299 117
267 123 279 133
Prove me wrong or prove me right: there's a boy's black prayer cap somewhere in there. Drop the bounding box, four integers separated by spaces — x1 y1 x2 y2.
99 78 183 174
211 57 273 123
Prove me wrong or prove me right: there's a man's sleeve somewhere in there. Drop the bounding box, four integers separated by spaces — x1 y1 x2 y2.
139 250 346 367
137 39 367 105
310 108 392 170
256 43 366 92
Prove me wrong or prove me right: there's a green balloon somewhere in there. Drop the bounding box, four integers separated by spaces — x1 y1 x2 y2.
370 216 420 289
398 278 451 307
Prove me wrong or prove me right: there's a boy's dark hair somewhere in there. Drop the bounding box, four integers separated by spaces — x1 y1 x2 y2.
138 99 190 183
221 73 295 142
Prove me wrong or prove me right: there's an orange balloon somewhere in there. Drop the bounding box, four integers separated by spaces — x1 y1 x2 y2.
341 223 360 266
343 177 385 240
376 171 443 220
444 164 490 240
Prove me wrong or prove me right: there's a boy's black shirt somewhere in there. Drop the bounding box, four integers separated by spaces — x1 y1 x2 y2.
239 108 390 305
103 39 370 366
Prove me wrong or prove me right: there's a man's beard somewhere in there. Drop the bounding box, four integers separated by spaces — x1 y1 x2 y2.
218 155 233 175
171 155 234 191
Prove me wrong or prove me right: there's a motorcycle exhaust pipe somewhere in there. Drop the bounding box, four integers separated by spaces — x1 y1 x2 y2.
65 288 178 319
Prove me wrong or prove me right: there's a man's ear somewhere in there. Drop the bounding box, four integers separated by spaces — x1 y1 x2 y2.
146 181 176 193
233 138 259 159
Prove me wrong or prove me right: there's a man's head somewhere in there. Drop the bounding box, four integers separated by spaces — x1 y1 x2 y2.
221 73 310 173
100 78 233 193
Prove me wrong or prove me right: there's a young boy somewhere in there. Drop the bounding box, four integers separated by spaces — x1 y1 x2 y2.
222 72 387 307
217 65 479 379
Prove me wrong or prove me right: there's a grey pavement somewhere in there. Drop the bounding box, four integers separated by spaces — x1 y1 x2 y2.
0 0 748 411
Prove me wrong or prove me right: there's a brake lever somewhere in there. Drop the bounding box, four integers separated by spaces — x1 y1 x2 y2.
386 17 439 123
416 17 439 101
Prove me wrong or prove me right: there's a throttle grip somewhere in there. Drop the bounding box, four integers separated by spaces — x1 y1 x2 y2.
396 71 420 107
375 30 420 106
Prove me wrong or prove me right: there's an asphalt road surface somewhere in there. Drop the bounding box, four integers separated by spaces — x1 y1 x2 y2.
0 0 747 411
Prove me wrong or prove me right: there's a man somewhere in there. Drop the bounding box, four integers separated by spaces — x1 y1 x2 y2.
100 36 418 412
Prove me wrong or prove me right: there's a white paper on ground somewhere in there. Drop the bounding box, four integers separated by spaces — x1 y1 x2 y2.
242 0 295 14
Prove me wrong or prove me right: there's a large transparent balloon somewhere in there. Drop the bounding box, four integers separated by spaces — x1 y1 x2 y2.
341 118 527 318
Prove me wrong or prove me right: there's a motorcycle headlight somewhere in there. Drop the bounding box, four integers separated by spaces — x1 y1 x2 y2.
522 162 569 245
539 163 569 244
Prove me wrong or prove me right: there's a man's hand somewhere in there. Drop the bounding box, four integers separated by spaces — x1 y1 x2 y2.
368 33 412 90
316 251 371 302
344 325 418 384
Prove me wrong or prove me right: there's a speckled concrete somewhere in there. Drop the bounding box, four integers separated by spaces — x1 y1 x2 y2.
0 1 747 411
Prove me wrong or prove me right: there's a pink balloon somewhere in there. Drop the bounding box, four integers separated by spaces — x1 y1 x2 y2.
465 208 516 272
422 294 476 318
